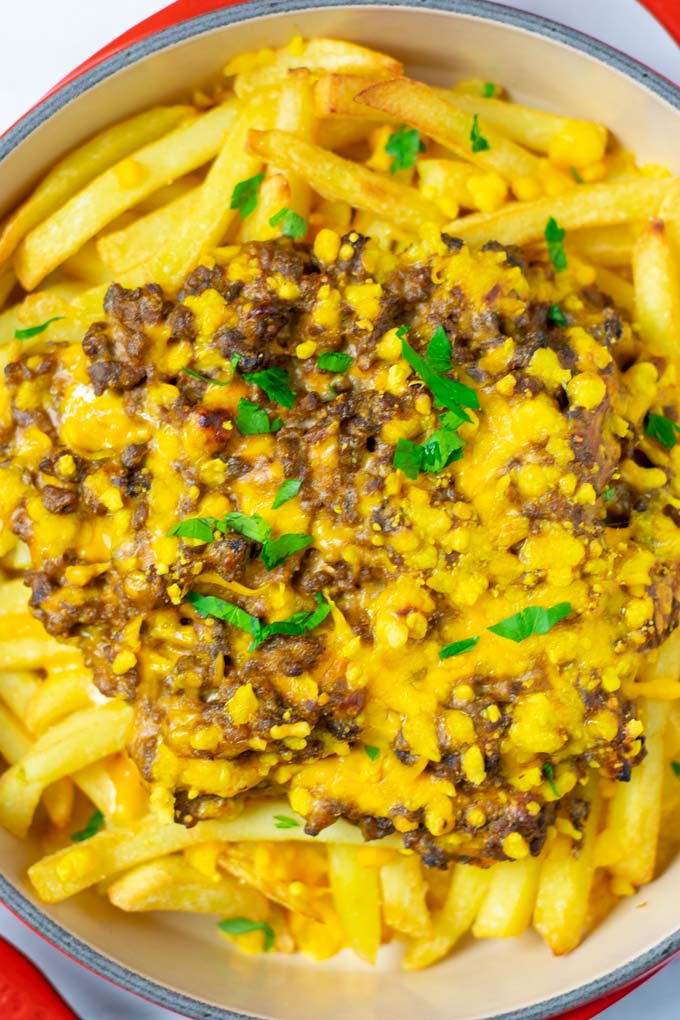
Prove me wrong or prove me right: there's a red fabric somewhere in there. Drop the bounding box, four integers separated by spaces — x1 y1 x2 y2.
0 936 78 1019
638 0 680 44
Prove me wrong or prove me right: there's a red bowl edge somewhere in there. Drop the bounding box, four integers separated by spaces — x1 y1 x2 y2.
1 0 679 1016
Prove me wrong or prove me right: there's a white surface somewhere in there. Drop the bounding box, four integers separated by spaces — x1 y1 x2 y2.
0 1 678 1019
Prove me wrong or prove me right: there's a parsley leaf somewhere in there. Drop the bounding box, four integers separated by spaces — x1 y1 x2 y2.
15 316 64 340
272 479 302 509
385 125 425 174
273 814 300 829
425 325 452 373
185 591 261 637
401 336 479 414
570 166 584 184
183 367 230 387
317 351 353 373
482 82 497 98
470 113 490 153
543 763 560 798
168 517 218 543
547 304 567 327
230 173 265 220
488 603 572 642
602 487 615 503
646 412 680 450
243 366 295 409
252 593 331 650
364 745 380 761
440 636 479 659
235 398 282 435
545 217 568 272
393 438 424 480
217 918 275 952
261 533 313 570
71 809 105 842
672 761 680 779
420 426 465 473
269 207 307 240
396 324 409 340
224 512 271 544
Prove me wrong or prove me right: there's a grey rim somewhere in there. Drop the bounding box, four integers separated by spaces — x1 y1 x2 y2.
1 3 679 1018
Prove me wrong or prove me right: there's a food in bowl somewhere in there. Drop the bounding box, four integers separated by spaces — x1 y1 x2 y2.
0 35 679 970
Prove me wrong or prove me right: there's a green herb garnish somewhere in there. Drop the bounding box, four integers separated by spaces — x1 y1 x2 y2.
645 412 680 450
273 815 301 829
393 439 423 481
396 324 409 340
440 636 480 660
425 325 452 373
269 207 307 240
488 603 572 642
470 114 490 153
252 593 331 649
234 398 282 435
543 763 560 798
482 82 497 98
182 367 230 387
230 173 265 219
243 366 295 409
71 809 105 843
272 479 302 509
317 352 353 373
602 487 615 503
223 511 271 543
261 533 313 570
217 918 275 952
364 745 380 761
168 517 219 543
570 166 584 184
15 316 64 340
672 761 680 778
545 217 568 272
547 304 567 327
185 591 261 637
401 336 478 414
385 125 425 174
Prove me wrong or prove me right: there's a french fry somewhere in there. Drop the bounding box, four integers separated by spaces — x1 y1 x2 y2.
446 179 670 247
356 78 539 180
108 855 269 916
0 105 192 266
379 853 431 938
0 267 15 310
315 74 396 121
238 174 291 243
42 777 75 829
61 242 114 286
593 266 635 315
271 72 316 216
220 843 327 920
25 664 96 734
229 38 402 97
607 700 669 886
632 218 680 358
135 95 273 290
402 863 491 970
569 223 637 266
417 157 508 216
533 786 601 954
444 93 608 162
327 843 382 963
0 700 33 764
14 100 240 290
317 118 377 152
98 187 198 274
0 670 40 718
247 130 442 232
473 855 542 938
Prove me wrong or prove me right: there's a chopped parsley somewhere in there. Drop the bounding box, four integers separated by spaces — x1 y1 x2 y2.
168 517 219 543
401 335 479 413
230 173 265 219
182 367 230 387
645 412 680 450
425 325 452 373
272 479 302 509
602 487 615 503
482 82 497 98
393 438 424 481
543 763 560 798
234 398 282 435
364 745 380 761
15 316 64 340
71 809 105 842
252 593 331 649
671 761 680 779
385 125 425 174
547 304 567 328
440 636 480 660
223 511 271 543
185 591 261 637
273 814 300 829
470 113 490 153
269 207 307 240
317 351 353 373
217 918 275 951
570 166 584 184
545 217 568 272
396 324 409 340
260 533 313 570
243 366 296 409
488 603 572 642
421 426 465 472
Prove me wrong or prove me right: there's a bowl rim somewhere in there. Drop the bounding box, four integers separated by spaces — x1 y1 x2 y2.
1 2 679 1019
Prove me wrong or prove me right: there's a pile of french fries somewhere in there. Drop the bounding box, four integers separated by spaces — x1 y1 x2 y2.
0 36 679 967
